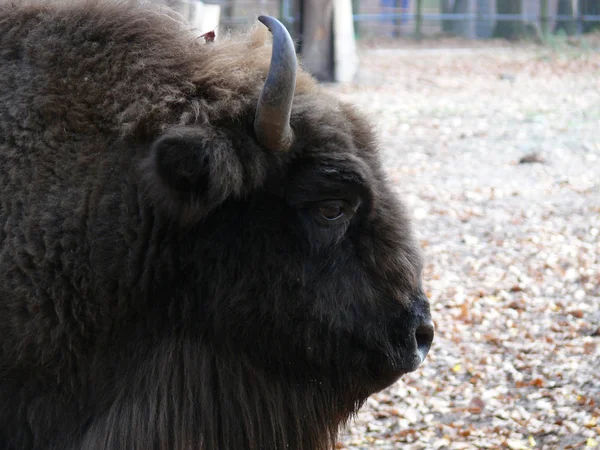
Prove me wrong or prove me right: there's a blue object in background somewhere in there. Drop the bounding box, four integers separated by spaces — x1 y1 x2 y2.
401 0 409 24
380 0 409 36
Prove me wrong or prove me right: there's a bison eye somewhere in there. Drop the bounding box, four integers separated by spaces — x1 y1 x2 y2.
312 200 352 225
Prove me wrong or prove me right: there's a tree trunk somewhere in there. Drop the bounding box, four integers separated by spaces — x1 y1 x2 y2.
299 0 335 81
493 0 527 40
580 0 600 33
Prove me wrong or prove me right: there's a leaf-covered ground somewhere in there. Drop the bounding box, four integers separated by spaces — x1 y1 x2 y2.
328 40 600 449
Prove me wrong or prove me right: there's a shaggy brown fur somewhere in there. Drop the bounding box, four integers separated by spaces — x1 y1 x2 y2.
0 2 433 450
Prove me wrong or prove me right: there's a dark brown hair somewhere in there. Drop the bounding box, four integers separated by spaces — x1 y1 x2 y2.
0 2 432 449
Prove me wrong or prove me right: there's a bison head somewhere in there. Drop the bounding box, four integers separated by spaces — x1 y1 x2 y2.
0 5 433 450
141 14 433 414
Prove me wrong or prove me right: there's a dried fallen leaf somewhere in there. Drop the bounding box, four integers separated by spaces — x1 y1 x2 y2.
468 396 485 414
531 377 545 388
585 417 598 428
507 439 530 450
569 309 585 319
584 341 597 354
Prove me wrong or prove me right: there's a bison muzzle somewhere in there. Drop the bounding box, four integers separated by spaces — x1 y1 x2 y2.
0 2 433 450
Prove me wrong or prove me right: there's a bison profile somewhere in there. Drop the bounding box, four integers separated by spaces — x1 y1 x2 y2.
0 2 434 449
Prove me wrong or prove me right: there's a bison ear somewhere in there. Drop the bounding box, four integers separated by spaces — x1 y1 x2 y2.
140 126 244 224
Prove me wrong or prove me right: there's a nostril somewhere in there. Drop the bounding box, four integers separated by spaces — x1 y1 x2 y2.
415 320 434 362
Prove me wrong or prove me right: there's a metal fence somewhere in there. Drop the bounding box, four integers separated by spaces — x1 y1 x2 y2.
207 0 600 39
350 0 600 39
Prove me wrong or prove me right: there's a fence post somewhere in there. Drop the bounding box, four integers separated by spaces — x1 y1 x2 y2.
452 0 476 38
555 0 578 35
415 0 423 39
540 0 549 37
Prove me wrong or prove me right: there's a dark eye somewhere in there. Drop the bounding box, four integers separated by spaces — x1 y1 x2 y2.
311 200 352 225
319 202 344 220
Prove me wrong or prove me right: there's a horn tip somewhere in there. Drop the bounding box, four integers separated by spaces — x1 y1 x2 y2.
258 15 280 30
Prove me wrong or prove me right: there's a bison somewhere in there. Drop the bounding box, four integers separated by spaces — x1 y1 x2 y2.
0 1 434 449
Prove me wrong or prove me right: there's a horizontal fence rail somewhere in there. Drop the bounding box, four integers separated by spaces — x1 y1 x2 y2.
351 13 600 22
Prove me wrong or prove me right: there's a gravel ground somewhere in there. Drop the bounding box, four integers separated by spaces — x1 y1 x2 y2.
327 41 600 449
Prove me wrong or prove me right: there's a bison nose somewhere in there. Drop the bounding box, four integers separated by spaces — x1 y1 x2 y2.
415 319 434 363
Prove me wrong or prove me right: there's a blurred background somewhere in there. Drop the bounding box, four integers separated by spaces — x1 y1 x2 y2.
202 0 600 39
159 0 600 81
160 1 600 449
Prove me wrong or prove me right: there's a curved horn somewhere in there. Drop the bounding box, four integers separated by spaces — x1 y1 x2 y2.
254 16 297 152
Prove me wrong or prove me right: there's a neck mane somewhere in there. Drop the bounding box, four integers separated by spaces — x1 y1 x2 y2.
77 335 364 450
